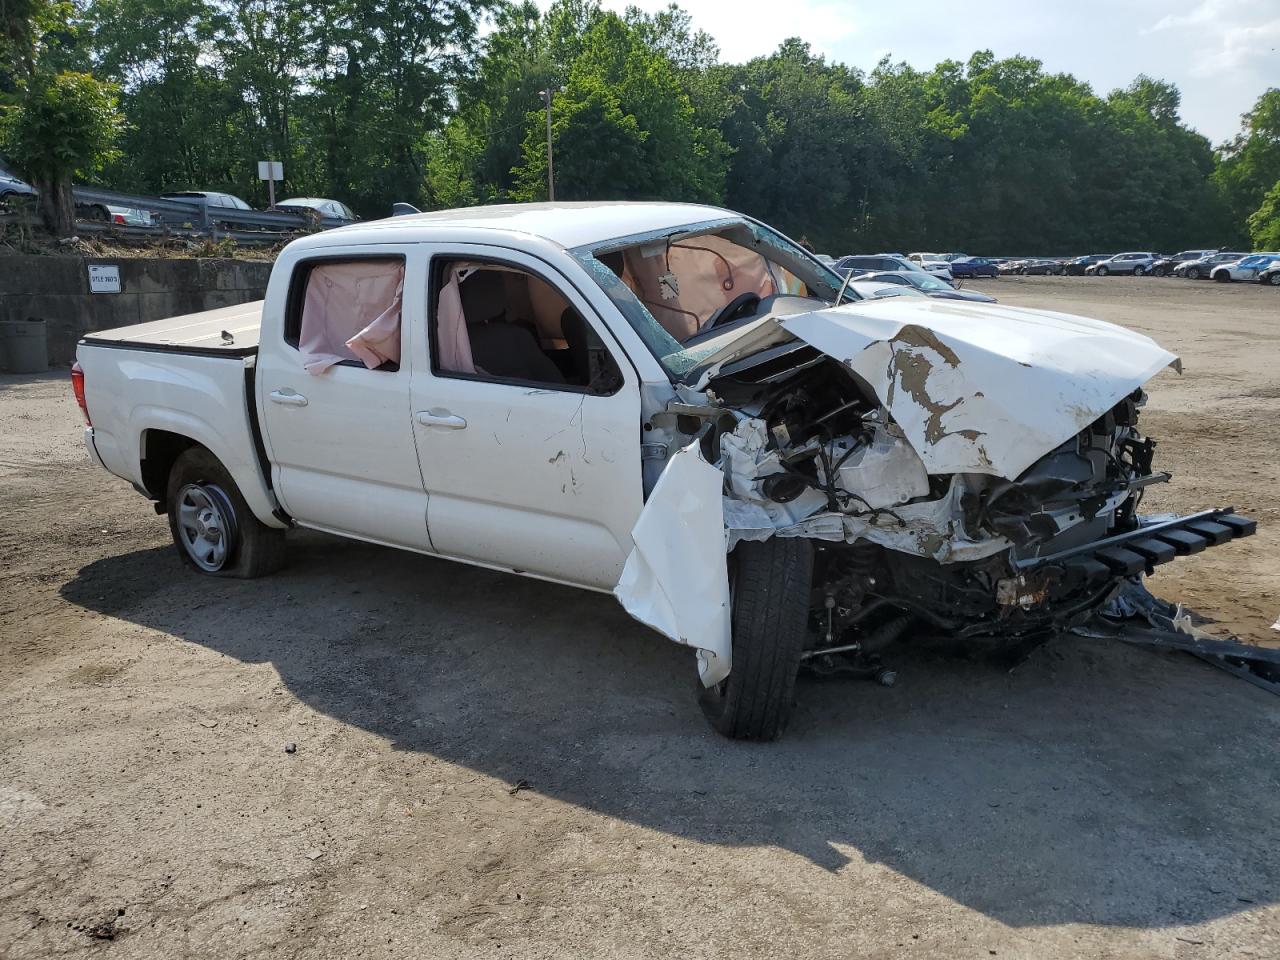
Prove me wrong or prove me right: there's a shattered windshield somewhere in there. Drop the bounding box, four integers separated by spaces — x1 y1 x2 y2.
571 219 844 379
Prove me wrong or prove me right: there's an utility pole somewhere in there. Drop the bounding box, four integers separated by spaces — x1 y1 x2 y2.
541 88 556 201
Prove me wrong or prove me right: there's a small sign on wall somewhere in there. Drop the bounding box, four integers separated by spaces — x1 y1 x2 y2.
88 264 121 294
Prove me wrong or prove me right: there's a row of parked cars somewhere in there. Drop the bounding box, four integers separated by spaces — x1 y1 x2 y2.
814 253 1001 304
999 250 1280 284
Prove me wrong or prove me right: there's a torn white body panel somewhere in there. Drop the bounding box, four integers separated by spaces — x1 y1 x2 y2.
614 443 732 686
724 475 1011 563
779 298 1179 480
819 423 930 509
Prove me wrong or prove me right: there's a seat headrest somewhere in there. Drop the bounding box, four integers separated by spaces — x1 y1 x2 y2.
460 270 508 325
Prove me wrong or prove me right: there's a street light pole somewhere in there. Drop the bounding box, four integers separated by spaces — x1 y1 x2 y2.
541 88 555 202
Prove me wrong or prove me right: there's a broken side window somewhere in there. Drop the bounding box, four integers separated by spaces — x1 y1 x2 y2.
431 258 623 394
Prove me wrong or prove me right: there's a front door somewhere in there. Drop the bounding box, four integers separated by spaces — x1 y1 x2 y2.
408 244 644 590
256 245 433 551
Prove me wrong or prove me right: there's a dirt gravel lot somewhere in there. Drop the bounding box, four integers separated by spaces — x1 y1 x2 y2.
2 276 1278 959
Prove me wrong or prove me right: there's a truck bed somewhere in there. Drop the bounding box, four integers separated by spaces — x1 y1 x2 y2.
81 301 263 356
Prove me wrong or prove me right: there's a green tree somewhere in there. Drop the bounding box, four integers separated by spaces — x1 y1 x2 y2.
86 0 238 194
1213 89 1280 244
0 69 124 233
514 11 725 202
1248 179 1280 249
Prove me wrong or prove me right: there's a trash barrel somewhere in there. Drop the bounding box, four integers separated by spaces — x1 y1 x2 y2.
0 318 50 373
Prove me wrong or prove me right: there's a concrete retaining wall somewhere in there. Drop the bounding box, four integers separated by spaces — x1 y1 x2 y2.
0 255 272 365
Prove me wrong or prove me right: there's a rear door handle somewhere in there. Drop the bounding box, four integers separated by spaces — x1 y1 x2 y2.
415 410 467 430
269 390 308 407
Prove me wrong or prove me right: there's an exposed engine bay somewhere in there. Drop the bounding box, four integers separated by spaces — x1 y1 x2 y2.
616 298 1256 688
706 347 1168 658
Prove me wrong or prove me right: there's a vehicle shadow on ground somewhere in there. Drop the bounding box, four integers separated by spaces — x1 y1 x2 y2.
61 532 1280 929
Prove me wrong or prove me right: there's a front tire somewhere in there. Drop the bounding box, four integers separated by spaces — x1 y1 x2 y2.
1186 267 1201 280
698 538 813 740
166 447 286 578
1153 266 1166 277
1096 265 1109 276
1269 273 1280 286
1213 271 1230 282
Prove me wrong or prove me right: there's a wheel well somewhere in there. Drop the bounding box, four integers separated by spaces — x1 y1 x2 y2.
140 431 204 506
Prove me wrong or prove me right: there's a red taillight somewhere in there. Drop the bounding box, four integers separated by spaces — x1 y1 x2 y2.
71 361 90 425
112 214 126 224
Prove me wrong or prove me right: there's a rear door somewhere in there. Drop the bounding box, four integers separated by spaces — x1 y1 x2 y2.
256 244 434 551
408 243 644 590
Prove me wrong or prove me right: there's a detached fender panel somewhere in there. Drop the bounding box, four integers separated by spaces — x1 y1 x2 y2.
614 442 732 686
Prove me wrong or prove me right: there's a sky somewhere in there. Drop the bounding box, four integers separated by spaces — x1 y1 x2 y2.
573 0 1280 146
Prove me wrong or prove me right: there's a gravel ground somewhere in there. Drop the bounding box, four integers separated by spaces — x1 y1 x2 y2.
2 276 1278 959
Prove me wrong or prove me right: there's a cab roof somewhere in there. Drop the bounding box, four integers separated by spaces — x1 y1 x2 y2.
304 201 736 252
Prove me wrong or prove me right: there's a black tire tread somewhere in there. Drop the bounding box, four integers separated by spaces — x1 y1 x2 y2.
166 447 286 579
701 538 813 740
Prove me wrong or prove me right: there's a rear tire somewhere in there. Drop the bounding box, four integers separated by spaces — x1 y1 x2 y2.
698 538 814 740
1152 266 1166 277
1133 266 1144 276
1270 273 1280 286
166 447 286 578
1186 267 1201 280
1213 271 1230 282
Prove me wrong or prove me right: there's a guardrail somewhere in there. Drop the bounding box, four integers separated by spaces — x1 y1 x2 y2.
72 186 353 233
0 186 352 244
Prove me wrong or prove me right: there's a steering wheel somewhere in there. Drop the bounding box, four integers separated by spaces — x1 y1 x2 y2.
707 292 762 330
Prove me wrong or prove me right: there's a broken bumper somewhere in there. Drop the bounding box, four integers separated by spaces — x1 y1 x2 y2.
1007 508 1256 595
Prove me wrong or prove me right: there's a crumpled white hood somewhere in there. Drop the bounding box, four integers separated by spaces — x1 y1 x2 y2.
779 297 1179 480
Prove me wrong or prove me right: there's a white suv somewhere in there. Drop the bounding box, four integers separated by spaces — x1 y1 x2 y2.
1087 252 1159 276
1211 254 1280 282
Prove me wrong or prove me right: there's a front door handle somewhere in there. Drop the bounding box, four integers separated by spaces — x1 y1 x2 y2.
269 390 309 407
415 410 467 430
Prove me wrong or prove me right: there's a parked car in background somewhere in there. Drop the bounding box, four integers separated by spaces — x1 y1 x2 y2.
107 205 156 227
948 257 999 278
1257 264 1280 286
1062 254 1111 276
844 279 931 301
835 254 936 277
1211 254 1280 282
853 270 998 302
160 191 254 215
1087 252 1160 276
906 253 957 280
0 163 37 203
1018 259 1064 276
1175 251 1248 279
1149 250 1217 277
270 197 358 223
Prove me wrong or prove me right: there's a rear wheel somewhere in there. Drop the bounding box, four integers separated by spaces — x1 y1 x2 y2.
698 538 814 741
1186 266 1201 280
1213 271 1230 282
1269 273 1280 286
166 447 286 578
1132 266 1144 276
1152 266 1166 277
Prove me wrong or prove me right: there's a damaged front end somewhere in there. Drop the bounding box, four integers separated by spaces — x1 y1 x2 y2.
616 298 1255 689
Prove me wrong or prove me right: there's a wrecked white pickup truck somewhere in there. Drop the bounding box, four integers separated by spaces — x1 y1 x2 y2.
74 202 1255 739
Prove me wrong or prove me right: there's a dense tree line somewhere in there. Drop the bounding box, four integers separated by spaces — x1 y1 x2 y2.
2 0 1278 250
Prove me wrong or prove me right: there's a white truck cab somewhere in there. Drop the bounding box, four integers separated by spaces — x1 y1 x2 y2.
74 202 1254 739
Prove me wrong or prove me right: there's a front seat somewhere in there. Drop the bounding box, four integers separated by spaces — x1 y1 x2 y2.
460 270 565 384
467 321 566 385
